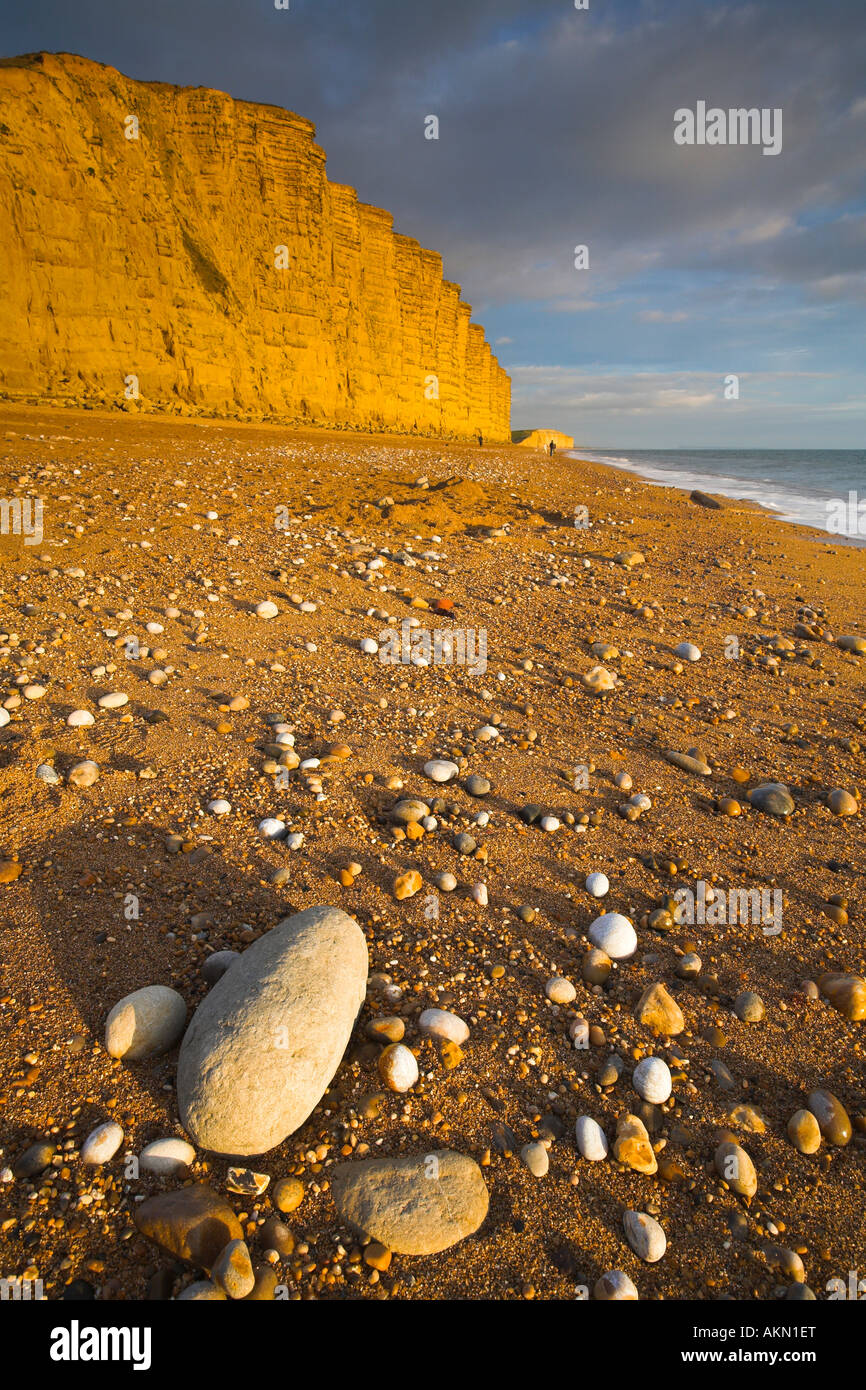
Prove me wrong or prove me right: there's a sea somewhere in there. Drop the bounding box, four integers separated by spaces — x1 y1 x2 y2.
565 448 866 546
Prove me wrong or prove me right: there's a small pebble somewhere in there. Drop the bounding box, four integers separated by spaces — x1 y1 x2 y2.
521 1141 549 1177
378 1043 419 1092
623 1210 667 1262
81 1122 124 1167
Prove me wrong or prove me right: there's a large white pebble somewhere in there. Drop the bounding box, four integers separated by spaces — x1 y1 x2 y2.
675 641 701 662
545 976 576 1004
378 1043 419 1092
207 799 231 816
81 1121 124 1166
521 1141 549 1177
178 907 367 1155
575 1115 609 1161
594 1269 639 1300
98 691 128 709
424 759 459 783
67 709 95 727
105 985 186 1061
540 815 560 833
256 601 279 619
623 1209 667 1262
0 708 9 727
68 760 100 788
258 817 286 839
588 911 637 960
632 1055 672 1104
585 871 609 898
418 1008 469 1045
139 1138 196 1175
360 638 379 655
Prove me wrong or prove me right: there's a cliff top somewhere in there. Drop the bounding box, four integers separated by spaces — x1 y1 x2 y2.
0 49 481 313
0 50 316 131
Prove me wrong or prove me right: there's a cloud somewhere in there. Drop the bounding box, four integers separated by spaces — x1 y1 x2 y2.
507 362 864 444
737 216 792 244
636 310 690 323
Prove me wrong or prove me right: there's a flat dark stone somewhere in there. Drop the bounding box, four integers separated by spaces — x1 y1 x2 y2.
491 1120 517 1153
13 1141 55 1179
748 782 795 817
62 1279 96 1300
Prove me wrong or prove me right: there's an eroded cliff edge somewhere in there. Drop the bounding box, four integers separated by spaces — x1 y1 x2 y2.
0 52 511 439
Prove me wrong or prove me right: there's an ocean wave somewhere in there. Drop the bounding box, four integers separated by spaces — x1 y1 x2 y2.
564 449 866 544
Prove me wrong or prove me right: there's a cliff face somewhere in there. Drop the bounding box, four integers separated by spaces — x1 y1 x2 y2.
513 430 574 449
0 53 510 439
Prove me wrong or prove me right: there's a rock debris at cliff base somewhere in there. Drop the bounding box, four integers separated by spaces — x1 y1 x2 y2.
0 405 864 1302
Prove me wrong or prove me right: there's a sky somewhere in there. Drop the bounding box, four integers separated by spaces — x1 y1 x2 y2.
2 0 865 447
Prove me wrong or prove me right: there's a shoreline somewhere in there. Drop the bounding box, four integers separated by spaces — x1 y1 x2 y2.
2 399 862 550
566 448 866 550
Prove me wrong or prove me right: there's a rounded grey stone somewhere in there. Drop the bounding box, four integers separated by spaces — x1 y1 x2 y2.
665 750 711 776
465 774 491 797
748 783 795 817
176 1280 226 1301
202 950 240 985
389 798 430 825
105 985 187 1061
177 906 368 1155
733 990 765 1023
331 1149 488 1254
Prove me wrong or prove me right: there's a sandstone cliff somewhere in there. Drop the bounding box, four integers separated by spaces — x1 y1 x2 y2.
0 52 510 440
513 429 574 450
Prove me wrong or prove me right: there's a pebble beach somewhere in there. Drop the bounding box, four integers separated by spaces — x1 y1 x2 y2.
1 403 864 1303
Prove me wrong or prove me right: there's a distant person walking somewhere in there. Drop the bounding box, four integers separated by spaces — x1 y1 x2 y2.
477 432 484 447
548 440 556 457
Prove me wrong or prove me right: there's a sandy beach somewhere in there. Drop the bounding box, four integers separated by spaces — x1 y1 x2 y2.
1 403 863 1302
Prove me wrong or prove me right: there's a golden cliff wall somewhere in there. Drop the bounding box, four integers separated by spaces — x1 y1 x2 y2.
0 52 511 440
513 429 575 449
